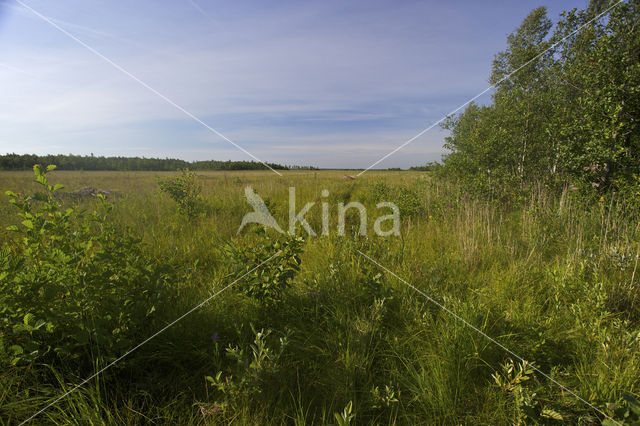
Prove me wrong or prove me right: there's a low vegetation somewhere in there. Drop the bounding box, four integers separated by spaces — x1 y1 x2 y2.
2 2 639 424
0 167 638 424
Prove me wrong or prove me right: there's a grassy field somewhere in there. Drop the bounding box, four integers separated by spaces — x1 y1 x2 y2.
1 169 639 424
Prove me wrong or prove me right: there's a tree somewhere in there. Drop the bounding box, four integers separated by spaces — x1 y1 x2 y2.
441 1 640 194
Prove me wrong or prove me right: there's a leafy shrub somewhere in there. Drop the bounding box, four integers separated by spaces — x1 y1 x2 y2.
334 401 355 426
359 266 393 304
370 385 399 409
225 230 304 306
492 359 565 423
603 394 640 426
205 325 290 414
0 165 173 367
395 187 423 217
370 181 390 204
370 181 423 217
158 169 204 218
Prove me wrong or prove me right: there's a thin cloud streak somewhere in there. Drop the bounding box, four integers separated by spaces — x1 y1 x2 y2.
0 0 588 168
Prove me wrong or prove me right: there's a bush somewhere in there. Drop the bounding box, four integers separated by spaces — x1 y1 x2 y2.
158 169 204 218
0 165 173 367
370 181 423 217
225 230 304 307
205 325 290 415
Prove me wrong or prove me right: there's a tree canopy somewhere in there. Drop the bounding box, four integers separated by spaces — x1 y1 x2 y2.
442 1 640 195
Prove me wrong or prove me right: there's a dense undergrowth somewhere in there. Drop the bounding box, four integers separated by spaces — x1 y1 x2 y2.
0 167 639 424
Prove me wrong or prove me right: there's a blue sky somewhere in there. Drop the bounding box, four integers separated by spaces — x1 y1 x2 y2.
0 0 588 168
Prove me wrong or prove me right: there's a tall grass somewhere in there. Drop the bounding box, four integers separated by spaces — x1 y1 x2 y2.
1 170 638 424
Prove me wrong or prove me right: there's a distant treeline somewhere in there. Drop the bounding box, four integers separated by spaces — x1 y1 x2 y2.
0 154 316 171
408 162 442 172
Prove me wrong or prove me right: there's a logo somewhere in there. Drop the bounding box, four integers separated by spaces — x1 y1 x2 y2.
237 187 400 236
237 187 284 234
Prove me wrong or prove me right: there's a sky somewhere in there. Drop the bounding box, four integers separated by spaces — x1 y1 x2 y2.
0 0 589 169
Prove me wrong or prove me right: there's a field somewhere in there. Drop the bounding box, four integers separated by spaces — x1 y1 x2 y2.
1 169 639 425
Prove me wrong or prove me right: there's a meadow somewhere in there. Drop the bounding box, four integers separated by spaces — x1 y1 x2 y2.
1 168 639 425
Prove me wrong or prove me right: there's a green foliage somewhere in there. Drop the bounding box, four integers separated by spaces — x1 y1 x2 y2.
1 166 639 423
359 266 393 303
603 393 640 426
442 2 640 196
370 384 399 409
370 181 423 217
205 325 290 414
334 400 355 426
225 231 304 306
493 359 547 422
408 161 442 172
158 169 204 218
0 153 292 171
0 165 172 367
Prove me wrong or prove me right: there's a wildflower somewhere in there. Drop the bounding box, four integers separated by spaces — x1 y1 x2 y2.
429 215 433 220
211 332 220 343
600 196 605 203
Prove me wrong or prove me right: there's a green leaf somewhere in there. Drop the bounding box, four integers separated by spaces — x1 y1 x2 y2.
623 393 640 416
32 192 48 202
10 344 23 355
46 164 57 172
21 219 34 229
541 409 563 420
23 313 35 326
